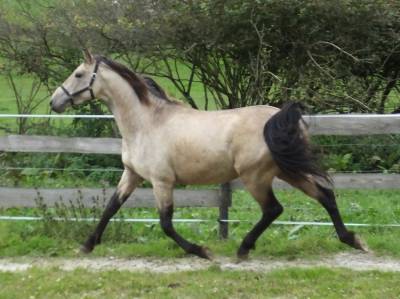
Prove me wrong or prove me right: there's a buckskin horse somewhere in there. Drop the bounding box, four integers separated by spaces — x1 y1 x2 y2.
50 51 367 259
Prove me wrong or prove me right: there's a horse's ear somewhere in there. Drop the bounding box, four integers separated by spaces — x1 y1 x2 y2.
83 49 94 64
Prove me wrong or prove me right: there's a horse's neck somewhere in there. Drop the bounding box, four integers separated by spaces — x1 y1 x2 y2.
100 76 151 140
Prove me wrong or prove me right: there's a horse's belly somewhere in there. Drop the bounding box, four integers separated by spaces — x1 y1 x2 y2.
173 155 238 185
175 167 238 185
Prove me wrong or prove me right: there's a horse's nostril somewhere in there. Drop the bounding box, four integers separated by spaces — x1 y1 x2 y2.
50 100 53 106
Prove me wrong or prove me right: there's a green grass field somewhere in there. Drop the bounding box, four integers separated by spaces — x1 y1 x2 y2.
0 189 399 259
0 74 48 114
1 267 399 299
3 189 397 298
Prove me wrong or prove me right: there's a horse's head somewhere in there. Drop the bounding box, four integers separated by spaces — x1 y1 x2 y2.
50 50 100 113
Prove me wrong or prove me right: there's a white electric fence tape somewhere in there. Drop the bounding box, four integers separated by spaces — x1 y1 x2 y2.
0 216 399 227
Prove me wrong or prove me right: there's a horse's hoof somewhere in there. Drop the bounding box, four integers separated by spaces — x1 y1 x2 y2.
353 235 369 253
236 246 250 261
236 255 249 263
198 246 213 260
189 244 213 260
79 235 98 254
79 244 94 254
341 232 369 253
236 251 249 262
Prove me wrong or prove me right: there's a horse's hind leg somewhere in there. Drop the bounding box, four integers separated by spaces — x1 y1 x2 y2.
81 169 142 253
153 181 212 259
237 176 283 260
280 175 367 251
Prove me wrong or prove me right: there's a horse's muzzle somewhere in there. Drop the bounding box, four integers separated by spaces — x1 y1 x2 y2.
50 97 69 113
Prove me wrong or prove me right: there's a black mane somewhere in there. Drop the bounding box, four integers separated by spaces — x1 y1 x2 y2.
143 76 169 101
95 55 172 104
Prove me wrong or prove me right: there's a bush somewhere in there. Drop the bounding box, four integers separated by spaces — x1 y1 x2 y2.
314 135 400 173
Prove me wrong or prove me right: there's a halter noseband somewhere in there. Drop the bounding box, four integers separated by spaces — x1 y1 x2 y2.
60 60 100 104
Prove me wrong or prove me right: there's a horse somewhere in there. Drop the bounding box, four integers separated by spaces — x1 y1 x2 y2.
50 51 367 259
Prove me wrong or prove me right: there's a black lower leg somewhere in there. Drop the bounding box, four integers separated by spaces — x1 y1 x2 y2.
81 192 128 253
160 205 210 259
237 190 283 258
317 184 365 250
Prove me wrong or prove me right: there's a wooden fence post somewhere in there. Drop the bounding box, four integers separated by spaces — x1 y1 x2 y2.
219 182 232 239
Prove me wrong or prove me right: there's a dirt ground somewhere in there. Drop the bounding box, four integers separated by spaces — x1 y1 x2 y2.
1 252 400 273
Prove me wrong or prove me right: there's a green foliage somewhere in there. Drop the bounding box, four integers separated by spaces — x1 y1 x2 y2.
324 153 353 172
0 151 123 188
314 135 400 173
33 190 133 243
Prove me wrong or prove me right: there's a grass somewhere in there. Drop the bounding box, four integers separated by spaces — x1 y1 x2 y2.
0 74 49 114
0 72 51 132
0 189 399 259
0 267 399 298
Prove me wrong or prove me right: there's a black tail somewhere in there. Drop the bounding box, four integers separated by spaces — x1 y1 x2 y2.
264 102 331 185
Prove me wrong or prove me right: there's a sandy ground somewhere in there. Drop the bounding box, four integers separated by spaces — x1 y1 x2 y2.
1 252 400 273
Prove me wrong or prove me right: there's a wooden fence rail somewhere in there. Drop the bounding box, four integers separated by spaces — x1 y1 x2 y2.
1 115 400 153
2 173 399 208
0 135 121 154
1 114 400 238
0 187 223 209
305 114 400 135
2 173 400 206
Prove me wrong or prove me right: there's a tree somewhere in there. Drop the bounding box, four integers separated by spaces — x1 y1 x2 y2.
1 0 400 113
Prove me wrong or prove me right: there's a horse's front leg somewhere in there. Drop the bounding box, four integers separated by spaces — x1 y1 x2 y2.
153 181 212 259
81 168 142 253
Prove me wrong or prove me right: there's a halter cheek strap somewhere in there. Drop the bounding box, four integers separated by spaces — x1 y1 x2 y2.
60 60 100 104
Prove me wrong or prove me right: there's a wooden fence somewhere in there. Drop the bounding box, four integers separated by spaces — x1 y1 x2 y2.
1 114 400 238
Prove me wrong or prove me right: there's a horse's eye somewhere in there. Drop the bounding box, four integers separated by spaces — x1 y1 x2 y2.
75 73 83 78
